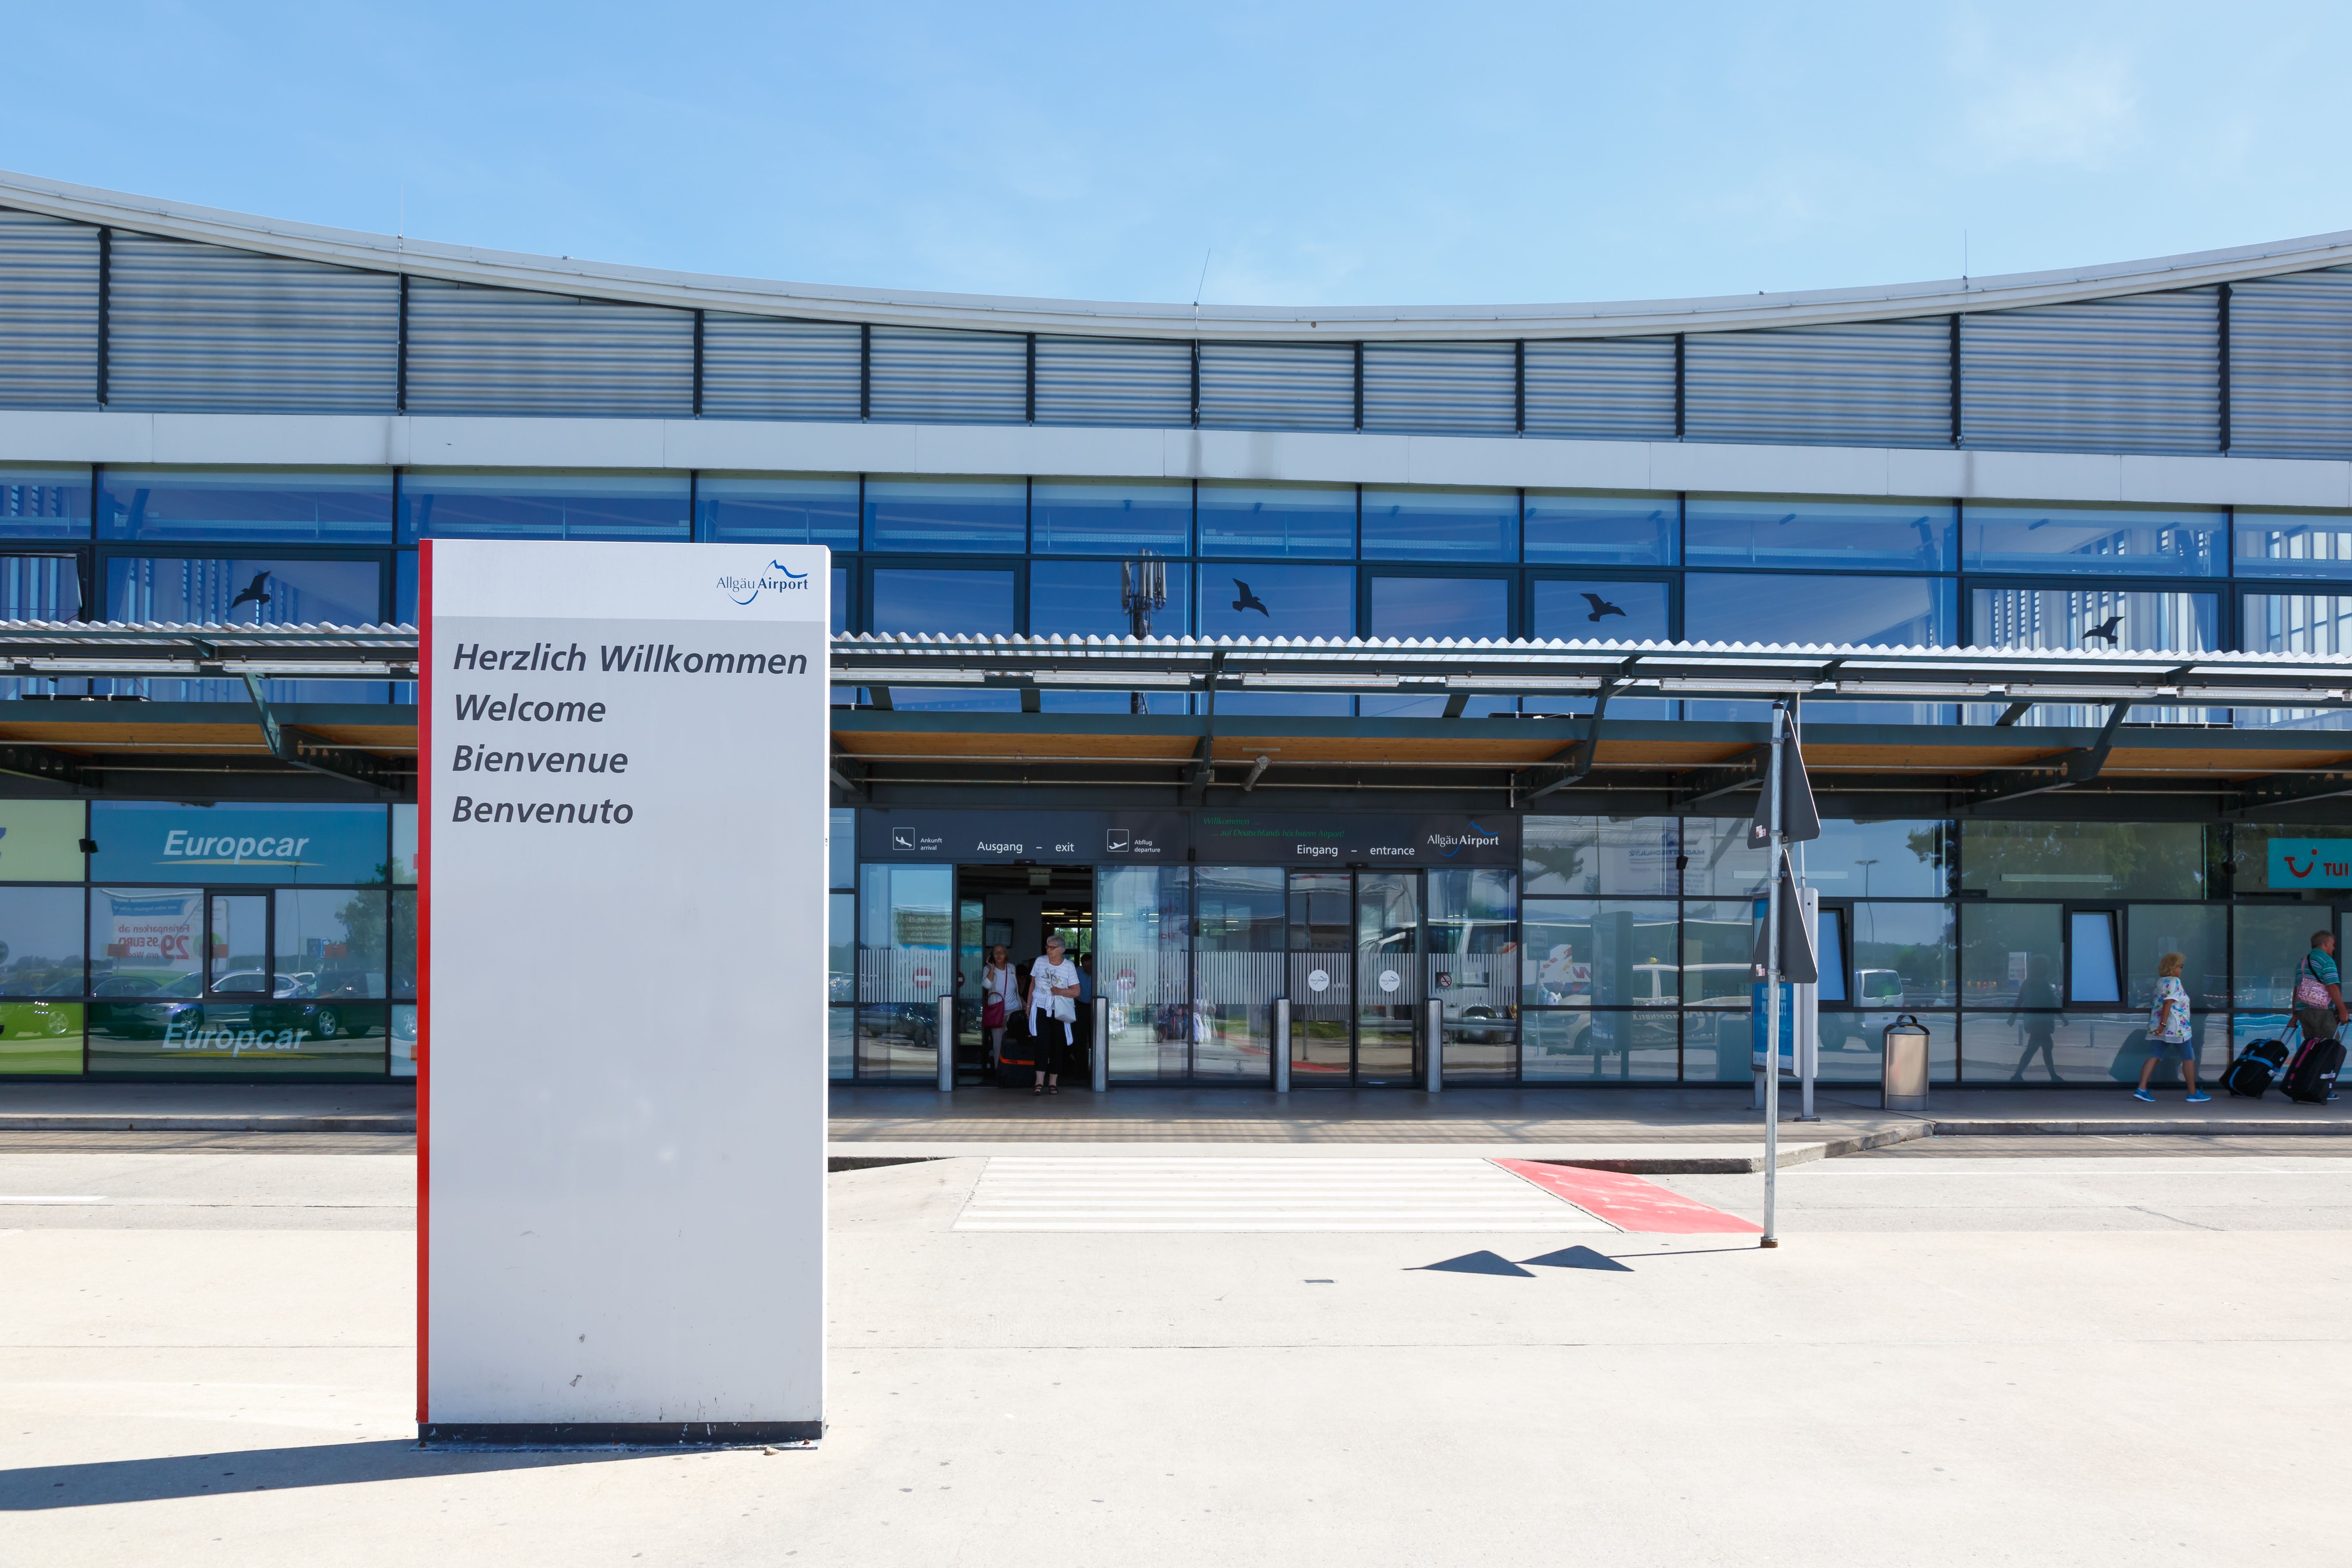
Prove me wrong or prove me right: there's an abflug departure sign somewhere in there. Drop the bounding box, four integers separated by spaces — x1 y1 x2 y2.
442 638 813 826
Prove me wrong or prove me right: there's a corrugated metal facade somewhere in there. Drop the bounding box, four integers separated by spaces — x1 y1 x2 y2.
1961 290 2219 456
107 233 397 414
1034 335 1192 426
1197 342 1355 431
0 209 98 410
1685 318 1949 448
699 313 862 421
2229 265 2352 461
404 278 693 417
1520 336 1676 439
867 326 1026 424
1360 341 1516 436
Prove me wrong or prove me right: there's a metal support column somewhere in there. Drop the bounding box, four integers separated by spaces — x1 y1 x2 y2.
1762 705 1783 1249
1423 999 1443 1094
1273 998 1291 1094
1092 998 1109 1093
936 996 955 1093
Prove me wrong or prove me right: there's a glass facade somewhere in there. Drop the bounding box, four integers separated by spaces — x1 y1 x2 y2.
808 811 2352 1090
0 801 408 1078
0 470 2319 722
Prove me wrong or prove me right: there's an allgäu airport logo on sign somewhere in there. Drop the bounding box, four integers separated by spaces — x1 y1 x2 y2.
719 561 811 606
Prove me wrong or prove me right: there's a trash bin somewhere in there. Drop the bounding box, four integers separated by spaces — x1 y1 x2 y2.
1882 1013 1929 1112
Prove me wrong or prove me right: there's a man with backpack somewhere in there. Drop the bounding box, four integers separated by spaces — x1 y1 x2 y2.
2283 931 2348 1105
2294 931 2347 1048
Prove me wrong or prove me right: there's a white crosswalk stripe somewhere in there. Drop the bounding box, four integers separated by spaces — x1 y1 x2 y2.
953 1156 1619 1233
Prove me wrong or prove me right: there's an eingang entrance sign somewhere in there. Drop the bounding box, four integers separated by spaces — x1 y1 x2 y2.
419 541 830 1444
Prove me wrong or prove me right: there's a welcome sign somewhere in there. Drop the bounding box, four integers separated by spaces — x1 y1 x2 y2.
421 541 829 1446
2268 839 2352 890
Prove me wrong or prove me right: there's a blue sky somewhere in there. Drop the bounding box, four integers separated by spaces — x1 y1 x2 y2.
4 2 2348 307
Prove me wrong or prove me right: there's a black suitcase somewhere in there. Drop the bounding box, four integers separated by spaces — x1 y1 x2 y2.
2223 1039 2291 1099
2283 1037 2345 1105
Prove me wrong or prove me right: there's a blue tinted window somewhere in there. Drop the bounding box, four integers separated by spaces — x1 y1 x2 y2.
870 568 1014 637
109 556 381 627
1965 503 2225 578
90 801 390 885
1530 578 1668 640
697 474 859 546
2241 592 2352 655
1360 488 1515 562
1197 564 1354 640
1368 575 1508 639
1686 572 1952 646
108 555 385 702
863 477 1024 553
2236 512 2352 579
1686 495 1954 572
400 470 688 542
1971 587 2216 652
0 556 82 622
1031 559 1191 639
0 465 91 541
1032 480 1190 554
100 468 392 544
1196 482 1354 559
395 551 416 623
831 566 849 635
1523 492 1676 566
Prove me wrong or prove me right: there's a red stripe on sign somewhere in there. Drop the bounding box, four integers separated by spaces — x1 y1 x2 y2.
1492 1160 1764 1235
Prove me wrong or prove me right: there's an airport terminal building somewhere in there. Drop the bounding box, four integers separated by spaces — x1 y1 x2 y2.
0 170 2348 1089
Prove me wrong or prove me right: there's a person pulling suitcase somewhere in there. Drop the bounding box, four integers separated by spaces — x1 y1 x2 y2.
2284 932 2348 1105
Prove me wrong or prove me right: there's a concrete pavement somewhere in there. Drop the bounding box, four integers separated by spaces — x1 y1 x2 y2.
4 1138 2352 1563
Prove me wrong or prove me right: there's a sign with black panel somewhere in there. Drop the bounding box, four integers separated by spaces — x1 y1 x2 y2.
858 809 1190 864
1193 812 1518 867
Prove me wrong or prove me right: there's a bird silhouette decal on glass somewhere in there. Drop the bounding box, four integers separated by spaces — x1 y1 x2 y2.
228 571 273 617
2082 614 2124 646
1580 591 1627 624
1231 579 1270 617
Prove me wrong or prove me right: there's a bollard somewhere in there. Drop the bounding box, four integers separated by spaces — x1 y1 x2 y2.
1273 998 1291 1094
1423 998 1444 1094
935 996 955 1093
1092 998 1109 1093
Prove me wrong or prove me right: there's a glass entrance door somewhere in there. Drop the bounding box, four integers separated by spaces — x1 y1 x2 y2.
1193 866 1285 1080
1355 872 1423 1085
1286 871 1353 1084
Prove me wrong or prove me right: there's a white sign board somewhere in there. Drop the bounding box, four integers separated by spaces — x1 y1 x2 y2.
419 540 830 1444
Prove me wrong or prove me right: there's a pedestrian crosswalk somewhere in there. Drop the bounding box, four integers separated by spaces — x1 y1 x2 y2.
953 1156 1620 1234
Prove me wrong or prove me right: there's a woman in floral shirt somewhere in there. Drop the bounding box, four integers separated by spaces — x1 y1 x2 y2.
2134 951 2209 1104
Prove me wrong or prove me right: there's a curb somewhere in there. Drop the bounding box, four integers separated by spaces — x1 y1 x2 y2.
1536 1124 1929 1174
0 1115 416 1133
1929 1118 2352 1136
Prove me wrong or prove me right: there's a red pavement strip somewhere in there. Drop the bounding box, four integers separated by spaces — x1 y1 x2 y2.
1492 1159 1765 1235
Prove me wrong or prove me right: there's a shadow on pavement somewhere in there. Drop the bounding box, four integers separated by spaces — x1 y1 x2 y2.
1519 1245 1633 1272
1413 1250 1536 1277
0 1440 667 1510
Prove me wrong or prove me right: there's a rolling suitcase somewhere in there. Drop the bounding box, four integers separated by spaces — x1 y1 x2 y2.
2282 1035 2345 1105
2223 1032 2293 1099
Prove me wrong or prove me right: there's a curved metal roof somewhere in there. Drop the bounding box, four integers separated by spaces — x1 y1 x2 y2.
5 167 2350 344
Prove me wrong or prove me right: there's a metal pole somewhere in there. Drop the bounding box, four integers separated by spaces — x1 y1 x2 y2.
936 995 955 1094
1273 998 1291 1094
1092 997 1109 1093
1423 998 1443 1094
1794 705 1817 1125
1762 705 1782 1249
